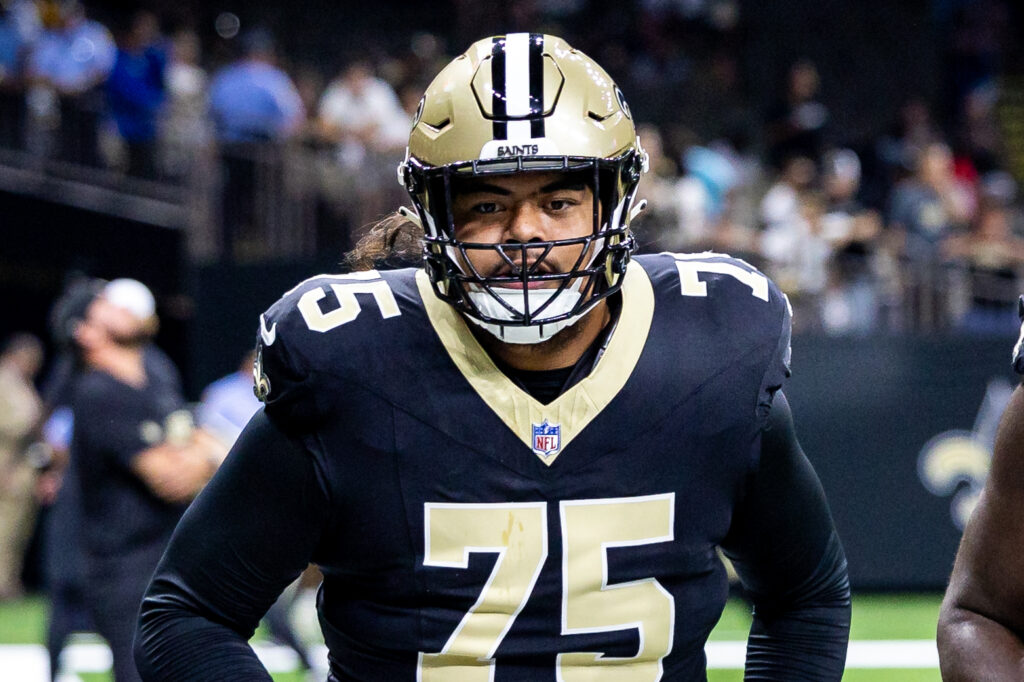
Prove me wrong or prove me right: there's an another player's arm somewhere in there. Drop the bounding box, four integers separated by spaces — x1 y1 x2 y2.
720 391 851 680
937 384 1024 680
72 379 219 504
131 430 223 504
135 411 329 682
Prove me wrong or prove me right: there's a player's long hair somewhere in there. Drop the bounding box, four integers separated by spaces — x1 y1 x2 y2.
345 210 425 272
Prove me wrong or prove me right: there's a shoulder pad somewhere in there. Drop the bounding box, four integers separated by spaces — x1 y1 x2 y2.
253 270 412 424
637 251 789 323
634 251 792 420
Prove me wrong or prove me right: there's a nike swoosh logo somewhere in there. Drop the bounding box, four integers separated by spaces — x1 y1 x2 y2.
260 314 277 346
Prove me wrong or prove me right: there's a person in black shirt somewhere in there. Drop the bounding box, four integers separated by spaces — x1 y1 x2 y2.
137 34 850 681
70 278 220 682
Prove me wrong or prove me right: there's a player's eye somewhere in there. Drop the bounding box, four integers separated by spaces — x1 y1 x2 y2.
548 197 578 211
473 201 501 214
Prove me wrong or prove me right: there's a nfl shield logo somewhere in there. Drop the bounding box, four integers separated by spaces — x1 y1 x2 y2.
532 420 561 459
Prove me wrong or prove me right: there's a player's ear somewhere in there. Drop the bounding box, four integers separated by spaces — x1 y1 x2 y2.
71 319 87 344
71 319 97 354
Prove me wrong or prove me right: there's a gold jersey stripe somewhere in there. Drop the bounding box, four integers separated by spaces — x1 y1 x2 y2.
416 262 655 465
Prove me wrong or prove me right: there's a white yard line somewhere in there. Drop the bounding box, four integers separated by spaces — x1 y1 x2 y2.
705 639 940 668
0 640 940 679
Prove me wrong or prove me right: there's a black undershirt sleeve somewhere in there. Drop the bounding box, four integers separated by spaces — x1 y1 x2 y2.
134 410 331 682
720 391 851 680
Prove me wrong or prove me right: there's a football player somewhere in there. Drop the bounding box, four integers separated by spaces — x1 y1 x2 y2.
937 301 1024 679
136 34 850 680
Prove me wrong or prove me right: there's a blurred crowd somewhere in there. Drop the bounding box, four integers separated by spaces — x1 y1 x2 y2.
0 0 1022 336
0 278 323 680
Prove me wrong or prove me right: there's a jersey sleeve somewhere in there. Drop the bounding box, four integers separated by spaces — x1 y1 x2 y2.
251 272 402 431
635 252 794 430
756 281 793 429
136 410 331 681
722 391 851 679
252 286 324 431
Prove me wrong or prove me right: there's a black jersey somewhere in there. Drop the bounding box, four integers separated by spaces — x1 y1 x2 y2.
250 252 791 680
72 356 188 559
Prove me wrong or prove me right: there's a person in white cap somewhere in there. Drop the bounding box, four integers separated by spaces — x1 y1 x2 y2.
69 277 221 682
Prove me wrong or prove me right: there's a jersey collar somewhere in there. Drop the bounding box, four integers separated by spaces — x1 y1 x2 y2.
416 261 654 465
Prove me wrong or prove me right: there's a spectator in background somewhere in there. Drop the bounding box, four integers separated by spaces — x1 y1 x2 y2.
759 155 832 330
0 0 40 149
38 401 94 682
636 126 747 255
106 10 166 179
943 200 1024 336
960 82 1003 175
159 28 210 178
760 154 817 235
764 59 829 169
818 149 885 334
870 96 942 208
888 141 973 329
316 58 409 243
682 143 740 246
208 28 304 260
0 332 44 601
208 28 304 144
36 277 103 682
39 277 189 681
317 59 408 168
26 0 115 166
196 350 261 447
70 278 222 682
632 123 690 251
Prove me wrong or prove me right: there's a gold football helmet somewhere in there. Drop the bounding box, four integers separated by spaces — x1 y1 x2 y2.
398 33 647 344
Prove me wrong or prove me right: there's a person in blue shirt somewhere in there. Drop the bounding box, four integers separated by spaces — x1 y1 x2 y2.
207 28 303 145
0 0 40 149
197 351 262 445
26 1 115 166
207 28 304 261
106 10 166 179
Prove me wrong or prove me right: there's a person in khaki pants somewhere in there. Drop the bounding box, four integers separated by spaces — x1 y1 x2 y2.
0 333 44 600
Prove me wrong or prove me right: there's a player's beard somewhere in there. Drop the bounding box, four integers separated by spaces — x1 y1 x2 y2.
108 327 151 349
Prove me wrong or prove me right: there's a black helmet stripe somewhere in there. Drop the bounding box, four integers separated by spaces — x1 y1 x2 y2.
490 33 546 142
491 37 507 140
528 33 545 137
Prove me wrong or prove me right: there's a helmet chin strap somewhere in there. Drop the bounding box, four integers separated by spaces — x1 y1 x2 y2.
464 278 588 345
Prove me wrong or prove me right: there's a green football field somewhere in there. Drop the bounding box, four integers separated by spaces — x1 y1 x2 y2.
0 592 943 681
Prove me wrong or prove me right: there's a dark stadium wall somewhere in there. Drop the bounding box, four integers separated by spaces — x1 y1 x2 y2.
187 257 342 398
787 334 1014 590
0 189 188 382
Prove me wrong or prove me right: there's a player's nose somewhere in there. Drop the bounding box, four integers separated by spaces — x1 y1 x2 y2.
505 201 546 243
